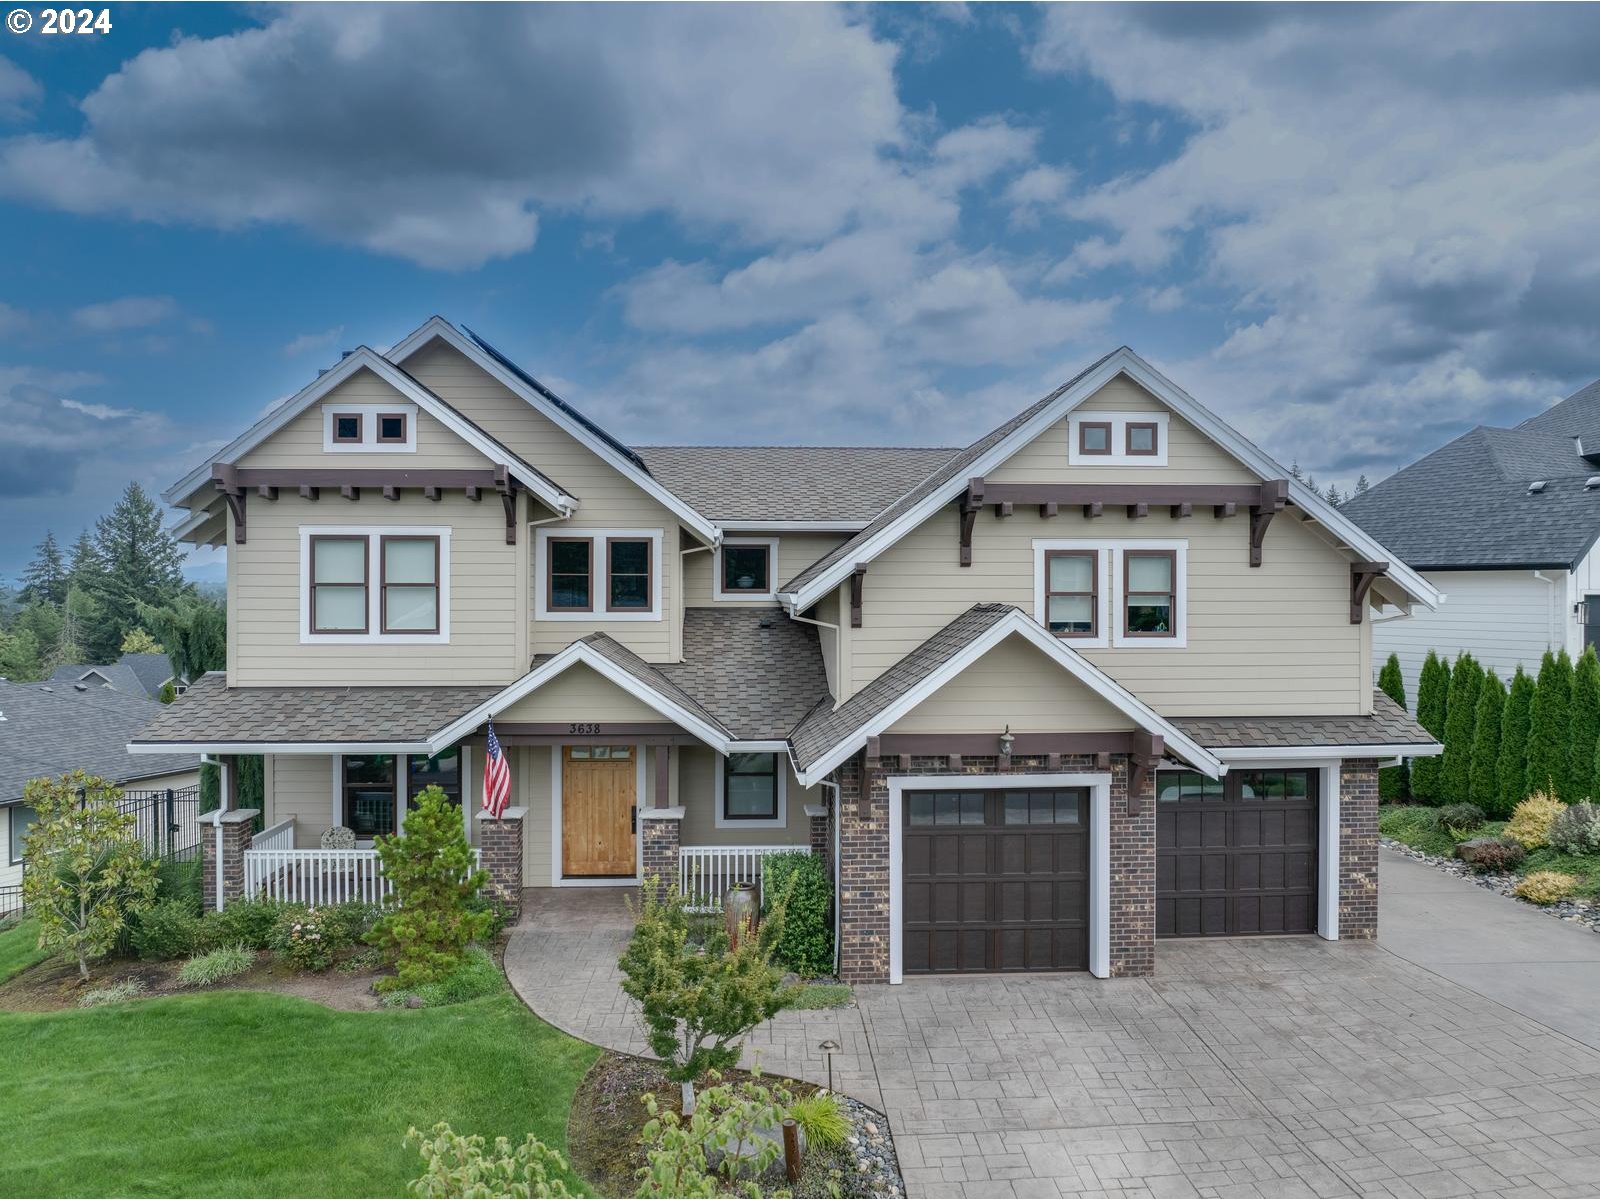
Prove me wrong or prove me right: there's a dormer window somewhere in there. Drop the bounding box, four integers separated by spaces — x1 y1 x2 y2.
714 537 780 601
332 414 362 443
377 413 408 444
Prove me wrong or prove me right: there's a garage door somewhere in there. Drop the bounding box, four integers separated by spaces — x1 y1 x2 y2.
902 788 1089 974
1156 769 1318 938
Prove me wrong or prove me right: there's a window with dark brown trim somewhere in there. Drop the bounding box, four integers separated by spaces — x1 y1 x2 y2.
1078 421 1112 456
332 413 363 443
381 535 440 634
606 537 652 612
342 754 396 839
723 753 779 821
548 537 593 612
310 535 369 633
407 749 461 810
1126 421 1159 456
1044 550 1097 637
1124 549 1176 636
721 544 771 594
377 412 408 443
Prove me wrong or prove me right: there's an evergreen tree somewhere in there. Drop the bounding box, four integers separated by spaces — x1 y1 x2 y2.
1354 474 1371 495
1526 649 1573 799
0 626 41 681
18 531 67 606
48 586 97 671
1324 481 1343 505
1569 646 1600 800
1497 667 1535 816
1377 653 1409 801
66 529 100 590
87 483 188 659
1441 652 1483 801
137 594 226 683
1412 651 1449 803
1468 669 1506 811
119 628 163 655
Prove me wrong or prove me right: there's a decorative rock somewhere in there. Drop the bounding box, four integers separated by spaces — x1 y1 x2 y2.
1382 837 1600 936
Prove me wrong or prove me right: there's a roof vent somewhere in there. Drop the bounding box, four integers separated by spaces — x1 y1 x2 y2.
758 618 773 629
1528 480 1547 494
1587 477 1600 491
73 682 88 692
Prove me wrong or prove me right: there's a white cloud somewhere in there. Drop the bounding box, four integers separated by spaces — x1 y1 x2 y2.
0 56 39 123
70 295 180 332
282 325 346 358
0 366 172 497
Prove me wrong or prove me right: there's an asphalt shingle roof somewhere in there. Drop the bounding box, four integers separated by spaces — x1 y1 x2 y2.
572 633 731 737
659 609 830 739
1 681 198 804
1174 691 1433 750
636 447 960 524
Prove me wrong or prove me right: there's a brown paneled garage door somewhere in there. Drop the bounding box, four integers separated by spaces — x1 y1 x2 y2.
1156 768 1318 938
902 788 1089 974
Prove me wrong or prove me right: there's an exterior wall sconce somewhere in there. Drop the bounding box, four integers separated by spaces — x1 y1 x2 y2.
998 725 1015 757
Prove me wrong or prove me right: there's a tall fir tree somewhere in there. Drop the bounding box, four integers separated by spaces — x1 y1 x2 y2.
1497 667 1535 816
137 594 226 683
1568 646 1600 800
87 482 188 661
66 529 101 590
1526 649 1573 799
1468 669 1506 812
1377 653 1409 801
18 531 67 607
1440 652 1483 801
1412 650 1449 803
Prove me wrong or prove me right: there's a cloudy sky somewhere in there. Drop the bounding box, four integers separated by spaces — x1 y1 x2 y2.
2 2 1598 580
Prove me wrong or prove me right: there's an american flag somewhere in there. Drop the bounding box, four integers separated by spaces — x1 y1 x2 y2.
482 720 512 818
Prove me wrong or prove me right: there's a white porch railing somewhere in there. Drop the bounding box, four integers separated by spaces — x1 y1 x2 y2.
252 818 296 853
677 844 809 912
243 821 481 906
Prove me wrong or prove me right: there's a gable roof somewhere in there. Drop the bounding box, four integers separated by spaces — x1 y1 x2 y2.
778 347 1441 614
786 603 1223 786
1343 375 1600 570
163 346 578 518
49 652 181 700
3 681 197 804
387 317 722 546
658 609 831 739
637 446 960 526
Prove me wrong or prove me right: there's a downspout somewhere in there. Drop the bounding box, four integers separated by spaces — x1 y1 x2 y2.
816 777 842 976
1533 570 1562 654
201 753 230 912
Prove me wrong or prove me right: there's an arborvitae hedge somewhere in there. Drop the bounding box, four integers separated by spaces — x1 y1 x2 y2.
1412 650 1449 804
1497 667 1535 817
1527 649 1572 800
1441 653 1483 802
1377 653 1409 802
1467 669 1505 812
1569 646 1600 801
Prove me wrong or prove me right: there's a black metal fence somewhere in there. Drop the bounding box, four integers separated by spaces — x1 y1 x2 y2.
0 885 20 920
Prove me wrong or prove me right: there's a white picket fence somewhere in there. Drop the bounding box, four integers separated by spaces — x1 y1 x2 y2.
243 822 480 906
677 844 808 912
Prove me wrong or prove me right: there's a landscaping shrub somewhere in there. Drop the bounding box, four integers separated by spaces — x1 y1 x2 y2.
201 898 287 951
154 854 202 914
1468 670 1505 812
1514 870 1578 905
463 892 513 941
1441 652 1483 802
178 944 256 987
270 905 336 972
370 787 491 990
637 1071 792 1197
1571 648 1600 801
1547 802 1600 856
761 850 832 976
404 1122 572 1199
1412 651 1449 803
1378 653 1409 802
1434 803 1485 836
130 898 203 961
1528 650 1574 800
327 900 380 946
383 947 503 1009
1506 792 1565 850
788 1092 849 1150
1455 837 1526 873
1497 667 1535 817
76 979 148 1008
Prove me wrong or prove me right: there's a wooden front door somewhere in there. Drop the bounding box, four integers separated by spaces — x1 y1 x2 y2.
562 746 636 877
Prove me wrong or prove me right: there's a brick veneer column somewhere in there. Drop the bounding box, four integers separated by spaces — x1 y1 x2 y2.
837 752 890 983
1108 756 1155 977
640 807 685 904
199 808 258 911
475 806 525 919
1339 758 1380 939
805 803 830 862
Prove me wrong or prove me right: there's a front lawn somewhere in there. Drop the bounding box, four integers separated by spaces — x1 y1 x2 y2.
0 987 599 1197
0 918 49 985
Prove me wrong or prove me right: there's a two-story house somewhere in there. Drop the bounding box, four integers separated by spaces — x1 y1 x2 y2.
131 316 1439 983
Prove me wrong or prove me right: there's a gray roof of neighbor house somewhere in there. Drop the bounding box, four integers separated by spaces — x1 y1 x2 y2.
0 681 198 804
49 652 182 701
1173 692 1432 750
637 447 959 524
1342 375 1600 570
659 609 830 739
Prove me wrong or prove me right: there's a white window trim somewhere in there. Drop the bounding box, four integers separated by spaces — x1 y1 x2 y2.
887 773 1111 983
1033 539 1187 648
299 525 451 645
1031 540 1113 649
322 402 418 453
714 752 788 830
534 527 664 622
1067 410 1169 466
713 537 780 602
550 743 646 886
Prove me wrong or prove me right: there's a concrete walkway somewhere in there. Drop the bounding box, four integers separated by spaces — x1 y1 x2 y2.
507 860 1600 1198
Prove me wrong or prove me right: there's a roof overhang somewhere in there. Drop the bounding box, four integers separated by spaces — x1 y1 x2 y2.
1213 743 1443 764
789 608 1225 787
130 740 437 756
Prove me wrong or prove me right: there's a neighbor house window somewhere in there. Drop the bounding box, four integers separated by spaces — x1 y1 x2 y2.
721 544 770 594
381 536 440 634
548 538 593 612
9 805 35 865
310 535 369 633
1044 550 1097 637
722 754 779 822
1124 550 1176 636
606 538 652 612
377 413 408 443
1078 421 1112 455
342 755 396 839
407 749 461 809
332 413 362 443
1126 422 1159 456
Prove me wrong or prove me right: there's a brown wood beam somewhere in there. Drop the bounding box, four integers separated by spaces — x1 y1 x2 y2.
1128 729 1164 812
1170 502 1192 519
866 735 881 761
495 467 519 546
1350 560 1388 623
1127 502 1149 519
213 465 504 490
423 486 441 502
978 481 1284 508
341 485 360 501
959 477 984 567
654 744 670 809
211 465 247 545
382 485 400 501
465 486 481 502
876 732 1144 757
298 485 319 501
1083 501 1103 519
850 565 866 628
488 722 683 737
1040 501 1058 519
1213 501 1236 518
255 484 278 501
220 490 246 544
994 501 1013 519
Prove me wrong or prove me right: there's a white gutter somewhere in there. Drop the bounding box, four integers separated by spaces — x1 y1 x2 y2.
816 777 842 976
1533 570 1563 653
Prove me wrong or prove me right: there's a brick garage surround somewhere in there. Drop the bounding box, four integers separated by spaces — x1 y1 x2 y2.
475 807 525 919
836 751 1155 983
199 808 258 911
1339 757 1380 939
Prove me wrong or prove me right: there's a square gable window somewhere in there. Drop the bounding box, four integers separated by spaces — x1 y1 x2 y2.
1078 421 1112 455
377 413 408 443
1126 422 1159 456
332 413 363 443
722 544 771 594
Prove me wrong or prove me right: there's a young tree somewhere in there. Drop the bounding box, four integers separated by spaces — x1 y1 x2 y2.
1412 651 1449 803
18 531 68 607
1527 649 1573 800
119 628 163 655
20 770 159 980
1377 653 1409 801
1569 646 1600 800
1441 653 1483 801
1497 667 1535 816
88 482 189 658
1468 669 1506 812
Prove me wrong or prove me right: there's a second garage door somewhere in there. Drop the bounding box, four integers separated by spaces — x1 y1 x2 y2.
902 787 1089 974
1156 768 1318 938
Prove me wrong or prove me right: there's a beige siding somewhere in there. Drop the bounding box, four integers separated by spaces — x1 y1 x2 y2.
229 489 519 686
887 635 1136 733
682 534 849 607
813 588 840 698
517 745 556 886
404 340 690 662
677 746 817 848
267 754 337 847
0 808 21 890
496 664 665 724
834 580 855 703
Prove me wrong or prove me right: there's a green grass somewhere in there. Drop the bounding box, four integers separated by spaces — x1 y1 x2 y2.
789 983 853 1010
0 989 599 1197
1378 805 1506 857
0 918 49 985
1522 847 1600 896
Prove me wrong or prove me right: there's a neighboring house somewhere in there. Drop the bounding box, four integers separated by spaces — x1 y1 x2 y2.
0 681 199 895
131 316 1438 982
1343 375 1600 703
49 652 190 700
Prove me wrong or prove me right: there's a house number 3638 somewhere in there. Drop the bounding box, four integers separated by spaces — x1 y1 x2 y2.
568 722 600 735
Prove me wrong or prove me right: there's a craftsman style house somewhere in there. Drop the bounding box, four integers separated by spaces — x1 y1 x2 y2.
132 317 1439 982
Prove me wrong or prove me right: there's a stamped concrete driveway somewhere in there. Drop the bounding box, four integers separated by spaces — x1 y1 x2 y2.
507 854 1600 1198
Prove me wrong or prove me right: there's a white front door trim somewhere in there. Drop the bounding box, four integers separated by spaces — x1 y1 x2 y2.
549 742 646 887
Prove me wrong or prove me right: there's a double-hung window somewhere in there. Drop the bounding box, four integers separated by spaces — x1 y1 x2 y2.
381 536 440 633
548 538 594 612
537 529 662 620
310 535 369 633
718 753 785 828
1044 550 1097 637
606 538 652 612
1124 550 1176 637
1035 540 1186 647
303 528 449 642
